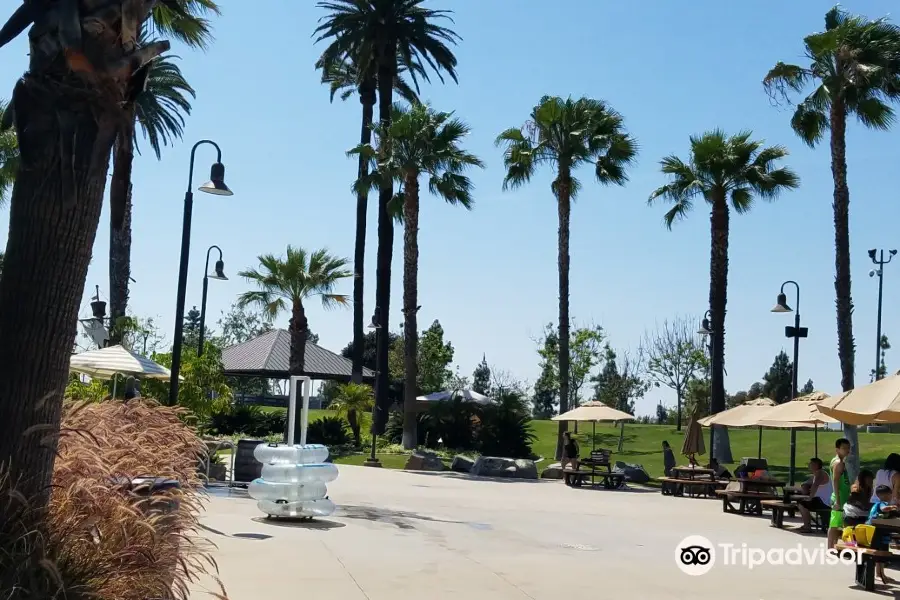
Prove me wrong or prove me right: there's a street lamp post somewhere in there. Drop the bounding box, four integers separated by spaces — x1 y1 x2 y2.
198 245 228 356
169 140 233 406
771 280 808 486
698 310 714 455
364 309 383 467
869 249 897 381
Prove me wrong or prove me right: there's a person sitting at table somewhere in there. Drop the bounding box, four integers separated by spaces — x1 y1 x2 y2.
796 458 832 533
706 457 731 480
843 469 875 527
662 440 676 477
872 453 900 504
867 484 898 584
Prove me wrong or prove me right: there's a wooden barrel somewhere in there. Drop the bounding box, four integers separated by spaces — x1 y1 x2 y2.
233 439 264 483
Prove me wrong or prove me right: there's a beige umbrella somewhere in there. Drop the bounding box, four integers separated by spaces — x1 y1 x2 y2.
817 374 900 425
681 412 706 466
755 391 836 483
699 398 776 459
552 402 635 452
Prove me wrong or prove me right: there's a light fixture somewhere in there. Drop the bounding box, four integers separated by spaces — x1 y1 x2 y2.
698 318 712 336
209 259 228 280
771 292 792 313
869 249 878 261
892 250 898 257
199 162 233 196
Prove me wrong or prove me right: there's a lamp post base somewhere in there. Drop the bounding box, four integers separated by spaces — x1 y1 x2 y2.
363 457 382 468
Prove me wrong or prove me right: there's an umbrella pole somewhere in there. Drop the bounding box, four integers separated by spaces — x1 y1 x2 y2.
592 421 596 453
112 374 118 400
815 424 818 458
617 420 625 452
789 427 797 486
758 426 762 459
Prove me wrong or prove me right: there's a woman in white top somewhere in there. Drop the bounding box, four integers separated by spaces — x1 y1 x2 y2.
871 453 900 503
797 457 832 533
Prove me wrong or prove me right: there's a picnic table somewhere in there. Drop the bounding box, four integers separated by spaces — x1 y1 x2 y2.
838 517 900 592
715 479 786 515
563 449 626 490
660 466 724 498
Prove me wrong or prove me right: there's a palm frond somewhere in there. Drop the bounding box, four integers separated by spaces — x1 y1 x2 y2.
134 51 195 159
150 0 220 50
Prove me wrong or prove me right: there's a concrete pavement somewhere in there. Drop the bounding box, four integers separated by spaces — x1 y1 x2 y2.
190 466 881 600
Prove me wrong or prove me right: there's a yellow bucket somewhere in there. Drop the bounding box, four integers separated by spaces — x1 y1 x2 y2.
853 525 876 547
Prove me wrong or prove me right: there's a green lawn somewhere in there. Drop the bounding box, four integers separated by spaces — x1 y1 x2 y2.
538 421 900 481
257 406 329 422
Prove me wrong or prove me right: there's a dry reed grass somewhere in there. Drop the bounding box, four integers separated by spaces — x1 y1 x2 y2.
0 399 226 600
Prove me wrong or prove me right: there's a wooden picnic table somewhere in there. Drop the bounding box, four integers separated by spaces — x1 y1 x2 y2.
839 518 900 592
671 466 715 481
660 467 724 498
737 477 785 494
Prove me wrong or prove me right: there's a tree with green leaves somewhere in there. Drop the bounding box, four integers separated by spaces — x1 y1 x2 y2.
182 305 203 350
143 341 232 417
315 0 460 434
872 335 891 382
417 320 455 395
764 6 900 479
497 96 636 455
649 132 798 456
0 100 17 208
592 345 648 414
331 382 374 446
239 247 352 378
762 350 794 404
351 103 482 448
315 46 422 387
472 355 491 395
801 378 816 395
217 301 274 347
641 317 707 431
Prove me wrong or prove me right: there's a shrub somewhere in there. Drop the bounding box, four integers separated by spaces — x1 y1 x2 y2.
306 415 350 447
476 393 536 458
204 403 285 438
0 399 224 600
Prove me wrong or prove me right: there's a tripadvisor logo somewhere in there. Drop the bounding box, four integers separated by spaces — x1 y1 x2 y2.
675 536 861 575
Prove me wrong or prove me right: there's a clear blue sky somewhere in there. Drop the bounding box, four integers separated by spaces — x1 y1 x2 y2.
1 0 898 416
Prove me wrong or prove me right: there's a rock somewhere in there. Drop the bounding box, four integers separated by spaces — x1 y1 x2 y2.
450 455 475 473
470 456 538 479
404 451 446 472
541 462 564 479
613 461 650 484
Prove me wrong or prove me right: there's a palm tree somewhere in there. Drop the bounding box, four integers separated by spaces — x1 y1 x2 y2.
763 6 900 478
314 52 421 386
496 96 637 460
0 0 174 503
351 103 483 449
649 130 799 460
315 0 460 433
108 1 219 343
238 246 352 384
109 47 196 343
331 382 375 446
0 100 18 207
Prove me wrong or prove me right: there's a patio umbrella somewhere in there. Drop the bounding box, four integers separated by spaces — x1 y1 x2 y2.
817 374 900 425
681 412 706 466
416 389 494 405
699 398 775 458
756 391 836 456
70 345 175 381
552 402 635 452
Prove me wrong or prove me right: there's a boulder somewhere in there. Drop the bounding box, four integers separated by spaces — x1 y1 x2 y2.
613 461 650 484
541 462 564 479
470 456 538 480
404 451 446 472
450 454 475 473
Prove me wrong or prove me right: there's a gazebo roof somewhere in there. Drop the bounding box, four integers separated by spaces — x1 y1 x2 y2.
221 329 374 382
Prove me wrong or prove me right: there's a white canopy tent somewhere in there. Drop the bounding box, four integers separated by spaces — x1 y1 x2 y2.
416 389 494 405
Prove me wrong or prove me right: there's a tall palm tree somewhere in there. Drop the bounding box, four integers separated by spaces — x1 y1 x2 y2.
314 0 460 433
351 103 483 448
314 52 421 386
0 100 17 208
764 6 900 478
649 130 799 460
0 0 173 503
496 96 637 460
331 382 375 446
238 246 352 389
109 47 196 343
108 0 219 343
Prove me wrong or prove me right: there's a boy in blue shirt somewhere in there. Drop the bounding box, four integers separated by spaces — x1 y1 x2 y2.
867 484 897 584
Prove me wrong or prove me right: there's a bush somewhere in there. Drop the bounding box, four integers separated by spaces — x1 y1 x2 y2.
204 403 285 438
306 415 350 447
0 399 223 600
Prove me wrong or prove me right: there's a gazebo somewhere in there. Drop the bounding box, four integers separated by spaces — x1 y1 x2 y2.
221 329 375 383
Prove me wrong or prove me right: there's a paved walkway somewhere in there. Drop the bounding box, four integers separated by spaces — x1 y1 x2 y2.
190 466 881 600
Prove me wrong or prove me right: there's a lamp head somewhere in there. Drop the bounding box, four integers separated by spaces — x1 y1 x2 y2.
698 317 712 336
869 248 878 261
771 292 792 313
892 250 898 257
209 259 228 280
199 162 233 196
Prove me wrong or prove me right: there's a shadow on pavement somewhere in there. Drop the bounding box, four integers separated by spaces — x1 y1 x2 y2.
336 504 471 530
251 517 346 530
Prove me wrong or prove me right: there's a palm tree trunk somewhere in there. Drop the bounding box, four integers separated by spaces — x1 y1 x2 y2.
709 194 732 463
0 79 119 504
348 409 361 446
372 42 398 435
351 80 376 384
831 100 859 479
555 168 571 461
401 173 420 450
289 299 309 444
108 114 135 346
